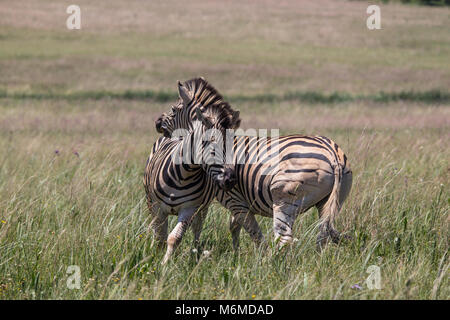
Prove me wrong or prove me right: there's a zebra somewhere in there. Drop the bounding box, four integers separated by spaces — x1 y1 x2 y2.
143 81 240 264
156 77 353 250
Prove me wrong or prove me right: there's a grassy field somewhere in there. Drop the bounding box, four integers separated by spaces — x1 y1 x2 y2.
0 0 448 299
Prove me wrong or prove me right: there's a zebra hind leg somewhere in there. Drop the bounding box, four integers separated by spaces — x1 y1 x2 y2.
273 201 297 249
316 196 340 249
315 200 352 250
162 207 197 264
316 169 353 250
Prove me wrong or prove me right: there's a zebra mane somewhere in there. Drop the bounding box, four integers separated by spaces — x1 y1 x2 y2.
179 77 241 130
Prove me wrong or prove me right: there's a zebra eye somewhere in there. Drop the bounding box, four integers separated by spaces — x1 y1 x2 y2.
210 136 216 142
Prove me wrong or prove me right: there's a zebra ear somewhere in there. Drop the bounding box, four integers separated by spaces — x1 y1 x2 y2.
177 81 192 105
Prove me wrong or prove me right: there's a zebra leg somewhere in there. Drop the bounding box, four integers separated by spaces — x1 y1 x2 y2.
150 212 168 249
316 170 352 251
146 198 167 248
316 201 342 248
229 213 243 251
230 211 264 250
191 208 208 248
316 169 353 249
273 201 296 248
162 207 197 264
241 212 265 246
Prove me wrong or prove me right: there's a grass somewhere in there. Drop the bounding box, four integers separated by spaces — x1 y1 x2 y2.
0 0 449 299
0 99 448 299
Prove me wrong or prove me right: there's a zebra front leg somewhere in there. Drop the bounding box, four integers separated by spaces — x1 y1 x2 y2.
273 201 296 249
190 209 208 248
230 211 264 250
229 213 243 251
162 207 197 264
149 212 168 249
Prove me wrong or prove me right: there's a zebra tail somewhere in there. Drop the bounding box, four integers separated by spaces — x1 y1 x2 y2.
319 161 342 240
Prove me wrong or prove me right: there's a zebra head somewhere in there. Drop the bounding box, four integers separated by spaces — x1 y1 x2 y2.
155 78 241 191
193 106 240 191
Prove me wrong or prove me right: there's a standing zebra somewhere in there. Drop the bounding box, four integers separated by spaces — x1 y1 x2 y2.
144 82 240 264
156 78 353 249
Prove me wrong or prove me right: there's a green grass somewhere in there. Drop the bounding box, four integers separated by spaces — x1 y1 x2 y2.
0 0 449 300
0 98 448 299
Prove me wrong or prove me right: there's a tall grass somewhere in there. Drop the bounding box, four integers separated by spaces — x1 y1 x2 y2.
0 99 448 299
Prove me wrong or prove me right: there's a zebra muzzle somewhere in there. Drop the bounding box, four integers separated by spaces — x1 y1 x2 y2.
216 167 236 191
